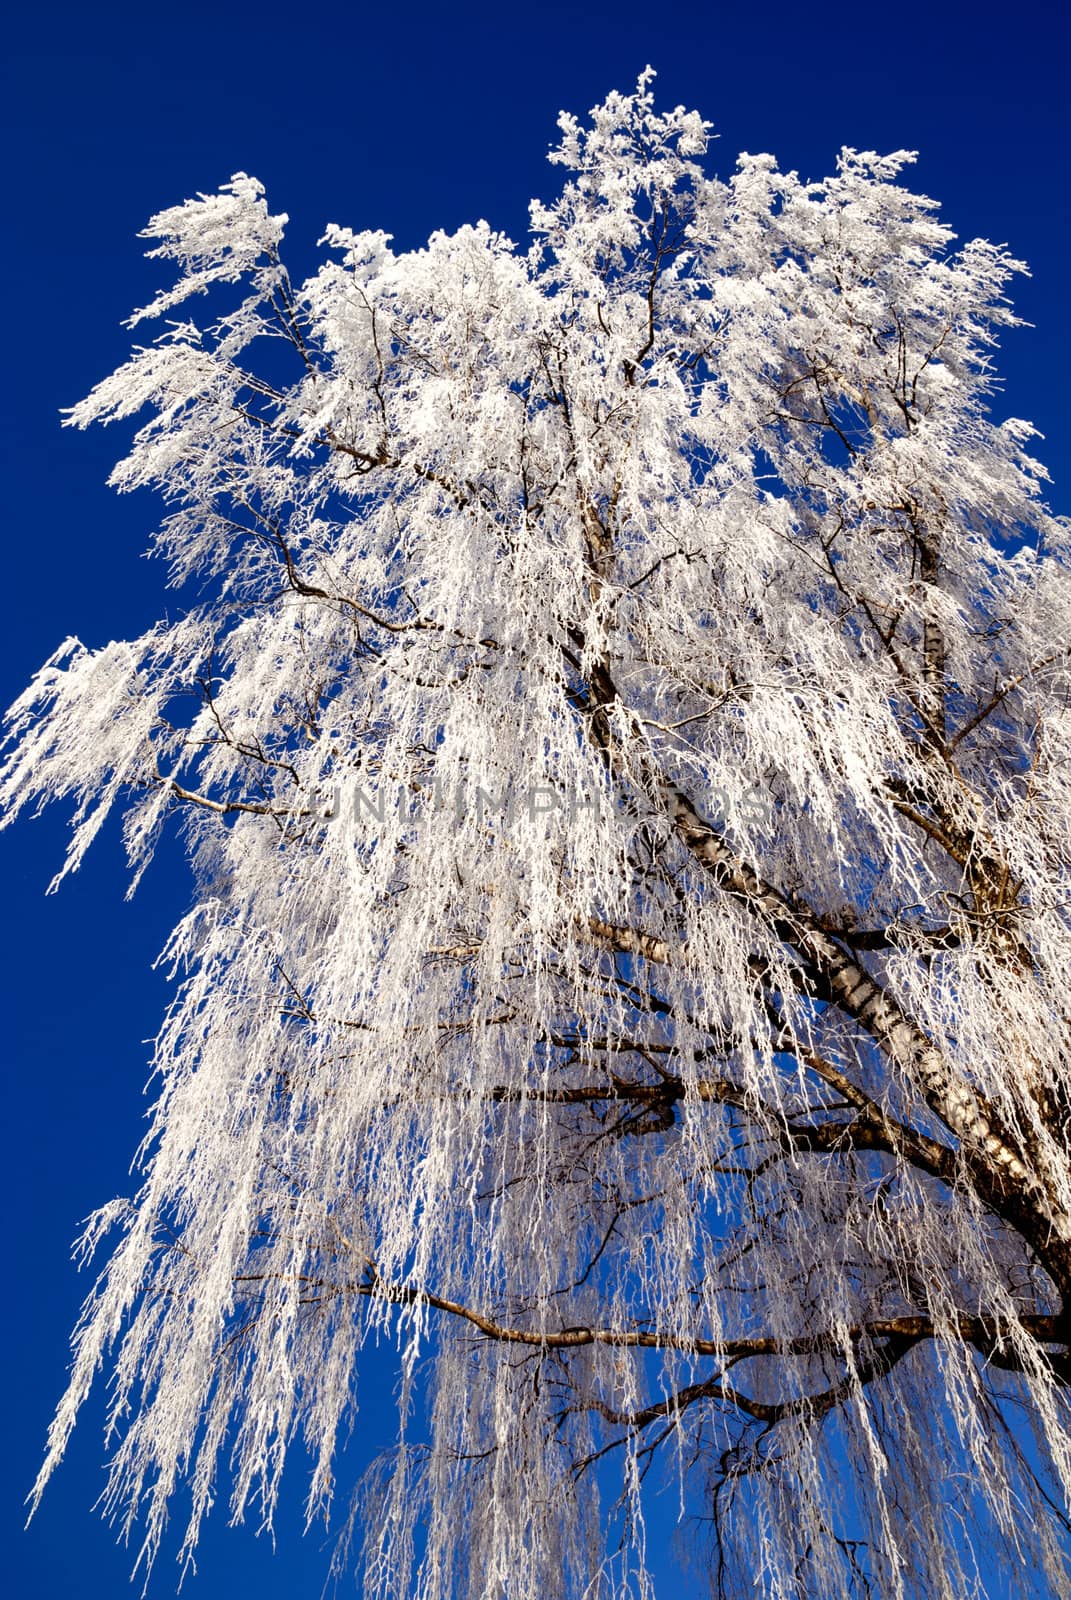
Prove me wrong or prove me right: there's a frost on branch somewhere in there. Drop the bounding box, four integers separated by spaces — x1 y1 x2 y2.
5 74 1071 1600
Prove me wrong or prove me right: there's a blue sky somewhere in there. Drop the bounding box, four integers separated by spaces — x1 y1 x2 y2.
1 1 1068 1595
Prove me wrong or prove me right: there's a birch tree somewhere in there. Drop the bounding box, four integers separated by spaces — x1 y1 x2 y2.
5 72 1071 1598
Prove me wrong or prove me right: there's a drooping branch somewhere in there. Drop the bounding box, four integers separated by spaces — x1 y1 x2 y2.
354 1263 1063 1364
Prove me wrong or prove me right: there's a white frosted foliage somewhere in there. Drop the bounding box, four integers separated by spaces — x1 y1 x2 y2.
4 72 1071 1599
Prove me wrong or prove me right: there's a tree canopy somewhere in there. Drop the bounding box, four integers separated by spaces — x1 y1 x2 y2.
4 73 1071 1598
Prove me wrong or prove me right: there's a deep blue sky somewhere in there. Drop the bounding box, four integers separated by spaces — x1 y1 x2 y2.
1 2 1068 1596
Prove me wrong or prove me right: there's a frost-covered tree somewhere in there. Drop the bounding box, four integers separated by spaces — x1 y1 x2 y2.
5 72 1071 1599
